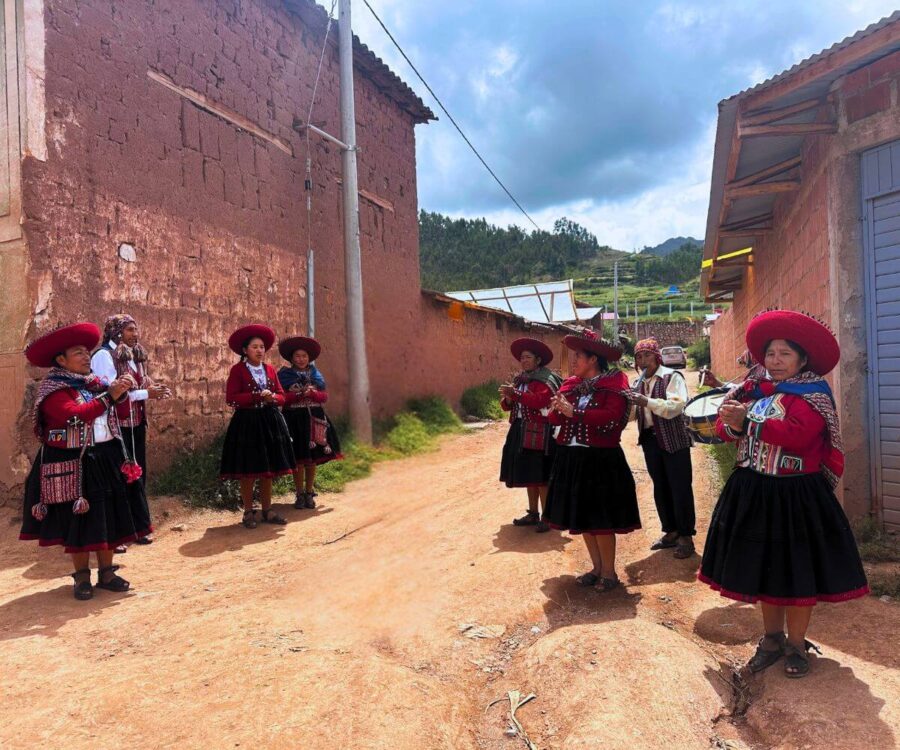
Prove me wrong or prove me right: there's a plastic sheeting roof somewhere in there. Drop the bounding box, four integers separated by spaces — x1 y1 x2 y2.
446 280 596 324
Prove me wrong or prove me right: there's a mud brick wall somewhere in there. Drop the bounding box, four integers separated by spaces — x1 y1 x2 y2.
15 0 423 477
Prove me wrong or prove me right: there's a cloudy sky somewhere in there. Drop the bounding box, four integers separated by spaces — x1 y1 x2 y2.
352 1 898 250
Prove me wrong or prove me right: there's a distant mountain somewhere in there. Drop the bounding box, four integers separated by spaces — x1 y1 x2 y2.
641 236 703 257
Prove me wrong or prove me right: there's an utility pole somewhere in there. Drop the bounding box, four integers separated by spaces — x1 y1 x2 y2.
339 0 372 442
613 261 619 336
634 299 638 342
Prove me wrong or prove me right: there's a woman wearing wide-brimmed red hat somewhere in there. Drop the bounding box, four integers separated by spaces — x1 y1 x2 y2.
498 337 561 532
19 323 152 600
277 336 342 509
543 329 640 591
699 309 868 678
220 324 294 528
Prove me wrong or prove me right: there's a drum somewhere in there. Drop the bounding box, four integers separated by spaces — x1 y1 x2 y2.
684 387 729 444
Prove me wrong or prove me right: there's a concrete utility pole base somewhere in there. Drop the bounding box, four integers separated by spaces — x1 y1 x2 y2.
339 0 373 443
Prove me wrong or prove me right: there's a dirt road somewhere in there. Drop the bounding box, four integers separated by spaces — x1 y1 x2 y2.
1 409 898 748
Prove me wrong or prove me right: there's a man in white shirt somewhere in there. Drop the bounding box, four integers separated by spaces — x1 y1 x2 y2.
630 337 696 559
91 314 170 549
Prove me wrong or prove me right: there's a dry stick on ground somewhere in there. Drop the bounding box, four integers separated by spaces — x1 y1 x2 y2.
487 691 538 750
322 518 382 545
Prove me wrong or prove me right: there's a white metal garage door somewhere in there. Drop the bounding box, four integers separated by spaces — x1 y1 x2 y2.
863 140 900 528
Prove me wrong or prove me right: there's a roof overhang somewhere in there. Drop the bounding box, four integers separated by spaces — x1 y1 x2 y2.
284 0 436 124
701 12 900 301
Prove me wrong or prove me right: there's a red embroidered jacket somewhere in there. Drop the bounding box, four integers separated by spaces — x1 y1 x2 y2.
549 372 629 448
716 392 828 477
500 380 553 424
225 363 285 408
283 387 328 408
39 389 114 448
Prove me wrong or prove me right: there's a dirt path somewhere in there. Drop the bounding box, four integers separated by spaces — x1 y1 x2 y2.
1 391 898 749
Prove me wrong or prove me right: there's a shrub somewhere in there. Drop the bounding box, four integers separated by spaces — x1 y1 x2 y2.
406 395 463 435
461 380 505 420
853 515 900 562
385 411 434 455
687 336 711 368
705 441 738 490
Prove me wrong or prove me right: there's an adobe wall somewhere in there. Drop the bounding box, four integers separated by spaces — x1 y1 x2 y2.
11 0 424 489
710 49 900 517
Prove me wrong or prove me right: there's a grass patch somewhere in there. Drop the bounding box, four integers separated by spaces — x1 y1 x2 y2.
853 515 900 563
149 433 242 510
704 441 738 491
868 569 900 598
461 380 505 420
155 395 465 509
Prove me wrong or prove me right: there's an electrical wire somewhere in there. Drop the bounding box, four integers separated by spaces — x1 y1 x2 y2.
360 0 541 232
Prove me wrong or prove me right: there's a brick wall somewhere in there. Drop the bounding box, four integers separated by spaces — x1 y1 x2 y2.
709 45 900 517
629 320 704 348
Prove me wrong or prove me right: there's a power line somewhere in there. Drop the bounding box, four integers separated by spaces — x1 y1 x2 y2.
360 0 541 232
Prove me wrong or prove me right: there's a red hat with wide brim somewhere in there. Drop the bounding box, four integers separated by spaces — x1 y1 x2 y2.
228 324 276 355
746 309 839 376
510 337 553 366
25 322 102 368
563 329 623 362
278 336 321 362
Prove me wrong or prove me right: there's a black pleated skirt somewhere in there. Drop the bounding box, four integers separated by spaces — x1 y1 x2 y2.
282 406 343 466
499 419 556 488
699 468 869 605
20 440 153 553
220 407 295 479
543 444 641 535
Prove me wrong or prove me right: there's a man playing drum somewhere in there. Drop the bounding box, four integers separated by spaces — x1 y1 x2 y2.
630 338 697 559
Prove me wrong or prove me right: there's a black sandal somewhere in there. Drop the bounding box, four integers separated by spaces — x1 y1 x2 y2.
71 568 93 601
535 520 550 533
784 640 821 679
294 491 307 510
260 509 288 525
513 510 540 527
673 539 696 559
242 510 258 529
304 491 317 510
596 575 621 592
96 565 130 593
135 536 153 545
114 544 128 554
576 572 599 586
748 632 786 673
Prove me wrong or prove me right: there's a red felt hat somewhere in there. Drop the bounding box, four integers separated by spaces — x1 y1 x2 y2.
746 309 839 376
510 337 553 366
25 323 102 368
228 324 276 355
563 328 623 362
278 336 321 363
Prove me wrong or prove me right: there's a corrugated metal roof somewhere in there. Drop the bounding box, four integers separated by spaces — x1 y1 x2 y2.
721 10 900 104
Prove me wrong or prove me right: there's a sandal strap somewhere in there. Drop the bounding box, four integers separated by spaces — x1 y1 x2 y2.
70 567 91 580
98 565 121 575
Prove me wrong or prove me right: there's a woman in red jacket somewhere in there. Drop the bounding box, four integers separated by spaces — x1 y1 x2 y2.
20 323 150 599
543 329 640 591
220 324 294 528
277 336 342 510
499 338 561 532
699 310 868 678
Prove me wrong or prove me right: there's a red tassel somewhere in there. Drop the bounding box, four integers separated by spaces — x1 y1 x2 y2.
72 496 90 514
31 502 48 521
120 460 143 484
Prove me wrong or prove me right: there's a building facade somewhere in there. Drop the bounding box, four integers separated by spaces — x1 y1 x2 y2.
703 13 900 525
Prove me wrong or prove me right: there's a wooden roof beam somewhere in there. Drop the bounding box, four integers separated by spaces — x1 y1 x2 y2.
728 155 802 189
720 212 773 231
739 121 837 138
719 228 771 239
741 96 828 126
726 180 799 198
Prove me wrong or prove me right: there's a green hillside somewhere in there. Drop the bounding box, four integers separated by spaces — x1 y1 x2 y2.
418 211 708 322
